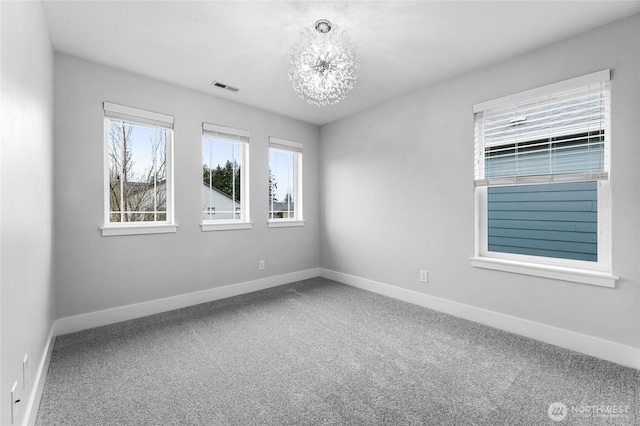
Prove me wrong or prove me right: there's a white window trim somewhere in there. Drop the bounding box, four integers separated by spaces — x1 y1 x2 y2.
470 257 617 288
473 182 617 287
472 71 617 287
268 220 305 228
201 123 252 232
268 137 304 226
201 222 252 232
102 102 176 237
101 223 178 237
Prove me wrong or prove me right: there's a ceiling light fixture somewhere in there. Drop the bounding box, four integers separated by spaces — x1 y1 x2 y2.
289 19 359 107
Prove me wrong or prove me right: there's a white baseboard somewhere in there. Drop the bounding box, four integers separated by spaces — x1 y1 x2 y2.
54 268 320 336
24 266 638 426
320 268 639 369
24 324 56 426
26 268 320 426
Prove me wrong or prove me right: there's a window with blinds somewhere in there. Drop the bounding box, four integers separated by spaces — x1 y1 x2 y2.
474 70 610 185
103 102 175 228
268 137 303 225
473 70 612 272
202 123 250 228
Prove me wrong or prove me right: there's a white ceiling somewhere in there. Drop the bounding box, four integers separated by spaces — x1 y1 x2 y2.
42 1 640 126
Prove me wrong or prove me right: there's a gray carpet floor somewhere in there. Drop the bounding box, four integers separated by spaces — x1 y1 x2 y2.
35 278 639 425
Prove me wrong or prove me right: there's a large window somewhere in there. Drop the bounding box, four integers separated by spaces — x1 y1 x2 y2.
269 137 303 227
202 123 251 231
102 102 175 236
472 70 616 287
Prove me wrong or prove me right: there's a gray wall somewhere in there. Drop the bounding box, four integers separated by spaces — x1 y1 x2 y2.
54 54 320 318
1 2 55 425
320 15 640 348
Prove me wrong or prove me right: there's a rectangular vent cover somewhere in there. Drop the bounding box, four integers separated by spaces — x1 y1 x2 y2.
211 81 239 92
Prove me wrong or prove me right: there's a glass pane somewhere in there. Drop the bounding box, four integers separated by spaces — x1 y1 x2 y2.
108 119 167 223
488 181 597 262
485 131 604 179
108 120 125 215
154 128 167 214
202 134 243 221
269 149 295 218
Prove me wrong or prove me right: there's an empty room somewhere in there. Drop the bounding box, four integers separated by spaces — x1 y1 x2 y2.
1 1 639 425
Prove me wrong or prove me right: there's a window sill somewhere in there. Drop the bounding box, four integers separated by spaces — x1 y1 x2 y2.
470 257 618 288
101 224 178 237
201 222 252 232
268 220 305 228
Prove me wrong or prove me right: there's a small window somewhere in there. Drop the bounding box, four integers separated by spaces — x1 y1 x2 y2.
472 70 616 287
102 102 176 236
201 123 251 231
269 137 303 227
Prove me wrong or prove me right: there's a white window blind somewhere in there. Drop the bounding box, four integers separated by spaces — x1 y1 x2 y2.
203 123 250 143
104 102 174 129
269 136 303 152
474 70 610 186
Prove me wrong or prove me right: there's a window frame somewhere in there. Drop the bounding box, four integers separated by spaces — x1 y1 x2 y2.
471 71 617 287
201 123 252 232
268 137 304 227
101 102 176 237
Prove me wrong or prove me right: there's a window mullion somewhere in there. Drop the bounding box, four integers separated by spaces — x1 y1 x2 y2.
119 121 125 223
232 140 237 218
270 150 274 219
209 138 213 220
153 126 157 222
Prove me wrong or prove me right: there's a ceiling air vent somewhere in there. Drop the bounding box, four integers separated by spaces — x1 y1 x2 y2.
210 81 239 92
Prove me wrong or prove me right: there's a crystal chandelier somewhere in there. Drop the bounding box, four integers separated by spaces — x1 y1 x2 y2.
289 19 359 107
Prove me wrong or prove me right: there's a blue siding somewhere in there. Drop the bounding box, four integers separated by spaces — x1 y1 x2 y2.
485 131 604 179
487 181 597 262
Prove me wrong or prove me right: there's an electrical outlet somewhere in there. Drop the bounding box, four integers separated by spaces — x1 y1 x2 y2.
419 270 429 283
23 355 29 390
10 381 19 424
259 260 265 270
